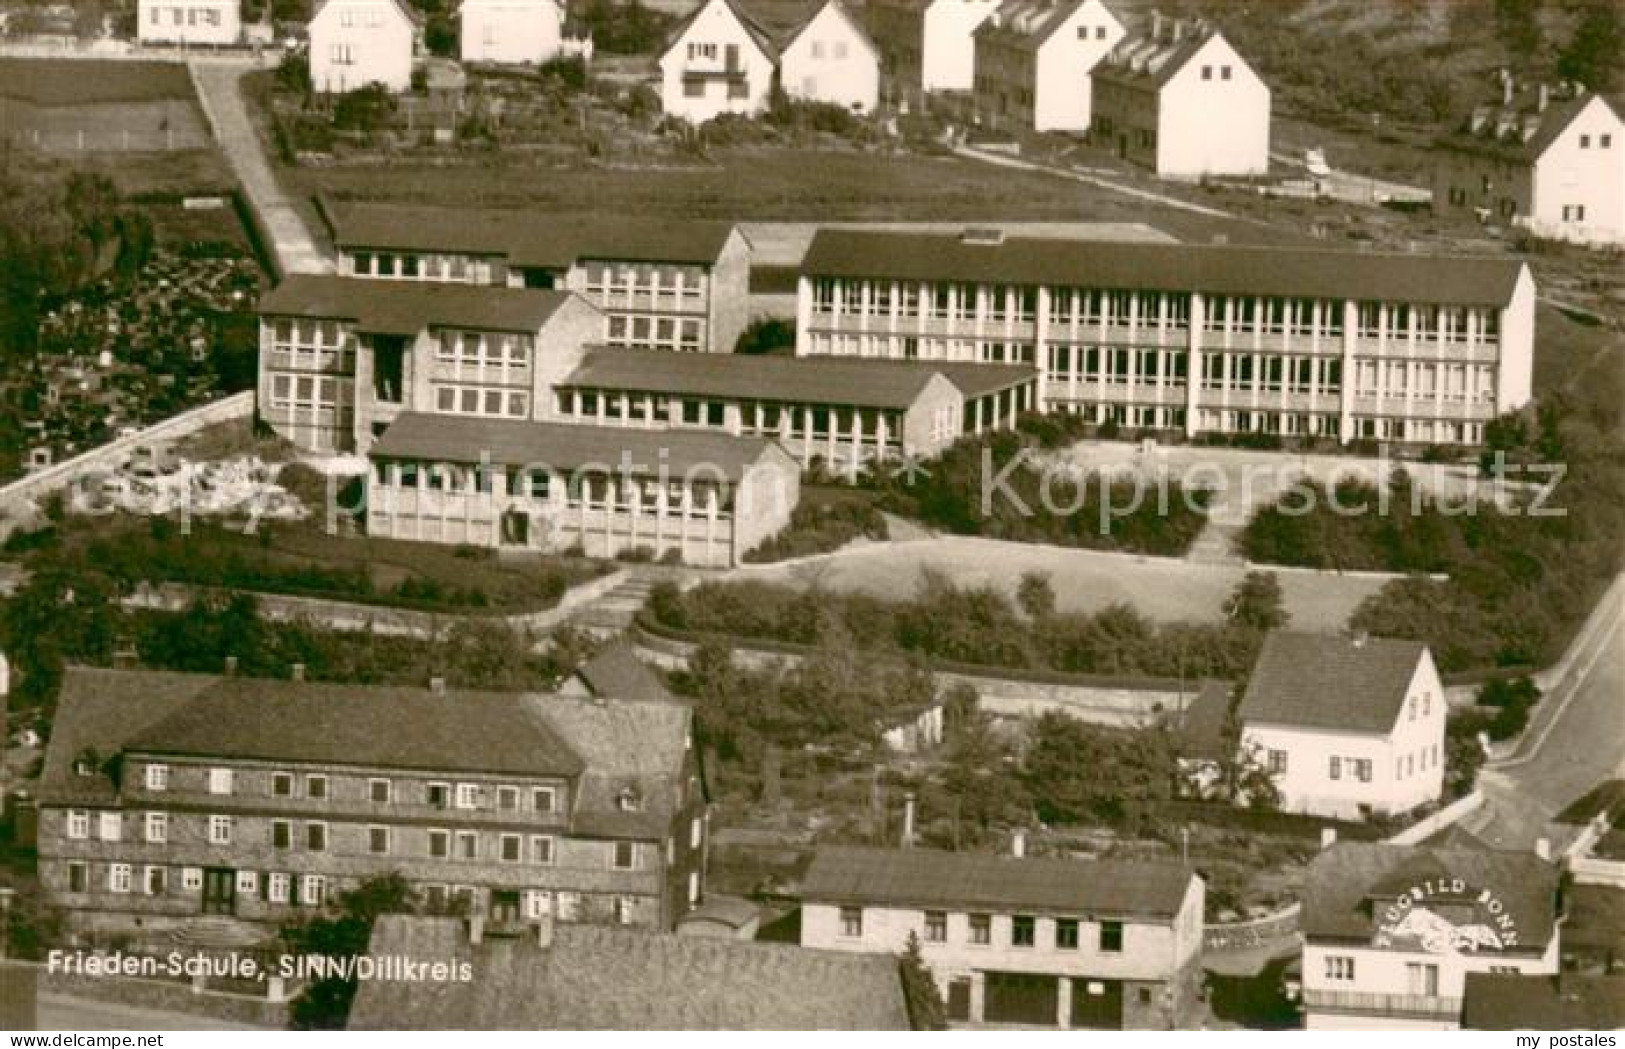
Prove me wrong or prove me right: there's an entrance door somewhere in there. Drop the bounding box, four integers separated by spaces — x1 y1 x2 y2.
1070 978 1124 1030
984 972 1059 1026
201 868 236 916
946 978 972 1022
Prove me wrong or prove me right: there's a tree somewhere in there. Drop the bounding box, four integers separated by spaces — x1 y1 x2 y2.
734 318 795 355
332 83 398 132
940 709 1027 836
898 933 948 1030
1022 714 1175 832
1222 571 1287 632
1557 2 1622 92
1016 570 1056 619
1493 0 1543 60
284 874 416 1029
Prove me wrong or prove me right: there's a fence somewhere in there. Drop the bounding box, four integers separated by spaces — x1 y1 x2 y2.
10 125 212 151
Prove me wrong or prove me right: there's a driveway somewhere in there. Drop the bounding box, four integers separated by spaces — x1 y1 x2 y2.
189 63 331 276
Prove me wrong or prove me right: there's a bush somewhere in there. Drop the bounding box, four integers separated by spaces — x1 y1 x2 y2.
735 317 795 355
539 55 588 94
744 497 887 563
332 83 397 133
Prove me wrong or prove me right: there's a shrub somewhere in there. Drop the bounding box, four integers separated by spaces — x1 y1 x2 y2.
743 497 887 563
735 317 795 355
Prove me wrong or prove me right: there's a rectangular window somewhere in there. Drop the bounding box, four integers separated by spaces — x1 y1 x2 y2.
429 830 450 859
301 875 326 907
497 787 519 812
839 906 863 938
208 768 233 795
144 812 168 844
235 870 256 897
612 841 637 870
306 775 328 800
66 810 89 840
1056 918 1079 950
1325 955 1355 981
268 873 291 904
109 864 133 894
1011 915 1036 947
368 826 390 855
969 914 991 945
208 815 233 845
1329 756 1342 781
533 787 557 814
924 911 947 942
68 862 88 893
1267 749 1287 775
306 822 327 852
499 834 522 863
457 832 479 860
98 812 122 842
272 820 291 850
145 866 167 896
1099 920 1124 953
369 779 391 804
428 783 451 809
145 765 169 792
272 772 294 797
531 835 556 865
455 783 481 810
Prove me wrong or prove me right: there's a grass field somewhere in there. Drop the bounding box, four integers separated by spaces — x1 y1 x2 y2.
0 59 196 106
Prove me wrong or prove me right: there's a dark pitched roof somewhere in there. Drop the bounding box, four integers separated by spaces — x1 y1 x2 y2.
1093 26 1220 90
800 846 1195 919
801 229 1527 307
666 0 780 63
350 917 911 1030
1238 631 1429 734
562 348 1032 409
1176 679 1233 761
257 275 577 335
1463 973 1625 1030
122 676 587 778
368 412 792 481
1301 842 1560 950
1442 92 1622 164
781 0 878 57
38 667 219 805
321 201 739 268
974 0 1092 49
571 642 674 704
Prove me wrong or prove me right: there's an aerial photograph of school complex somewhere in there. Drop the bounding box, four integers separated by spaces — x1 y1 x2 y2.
0 0 1620 1035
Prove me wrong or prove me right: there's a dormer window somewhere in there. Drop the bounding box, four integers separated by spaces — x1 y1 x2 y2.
73 754 97 778
145 764 169 792
616 787 642 813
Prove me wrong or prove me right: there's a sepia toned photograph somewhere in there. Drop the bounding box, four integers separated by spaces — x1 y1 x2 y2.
0 0 1619 1037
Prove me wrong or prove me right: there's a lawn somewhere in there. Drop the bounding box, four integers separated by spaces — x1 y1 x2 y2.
0 59 196 106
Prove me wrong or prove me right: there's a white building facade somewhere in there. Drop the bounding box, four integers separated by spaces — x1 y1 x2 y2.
459 0 564 65
779 0 880 113
658 0 778 123
973 0 1125 133
308 0 419 94
137 0 240 46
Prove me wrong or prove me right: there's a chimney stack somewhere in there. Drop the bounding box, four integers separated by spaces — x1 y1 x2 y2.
469 915 485 946
535 913 555 949
1537 83 1550 113
1502 73 1514 107
290 663 306 682
430 676 447 696
1320 827 1338 850
1150 10 1164 41
1534 837 1551 861
902 792 917 848
224 655 239 676
1012 829 1026 858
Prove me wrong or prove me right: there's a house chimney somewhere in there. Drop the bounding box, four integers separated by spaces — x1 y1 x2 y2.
1502 74 1514 107
902 792 917 848
224 655 239 676
290 663 306 682
469 915 485 946
535 913 555 949
1537 83 1550 113
1149 10 1164 41
1320 827 1338 850
1011 829 1026 858
430 676 447 695
1534 837 1551 861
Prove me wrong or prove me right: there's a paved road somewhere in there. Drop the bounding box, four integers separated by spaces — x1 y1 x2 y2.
35 992 271 1031
189 63 331 276
1466 579 1625 850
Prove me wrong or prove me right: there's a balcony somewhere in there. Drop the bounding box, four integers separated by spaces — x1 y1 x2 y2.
1303 989 1462 1021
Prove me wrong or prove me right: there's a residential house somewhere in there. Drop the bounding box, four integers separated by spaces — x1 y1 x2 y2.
1462 972 1625 1030
659 0 778 123
799 845 1204 1029
552 348 1036 472
321 201 753 357
1239 631 1446 821
308 0 420 94
366 414 800 566
866 0 1000 107
350 914 912 1029
972 0 1125 133
255 275 603 454
560 642 675 704
35 666 708 940
458 0 563 65
795 226 1536 447
1301 841 1562 1030
1434 86 1625 247
1091 21 1270 179
778 0 880 113
136 0 240 46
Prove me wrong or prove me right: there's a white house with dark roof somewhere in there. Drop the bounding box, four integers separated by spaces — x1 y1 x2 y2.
799 844 1204 1029
795 226 1537 448
1238 631 1445 821
308 0 421 94
659 0 779 123
458 0 563 65
320 201 754 356
1435 89 1625 247
972 0 1125 132
778 0 880 113
35 666 708 939
1091 21 1269 178
352 915 911 1029
1301 841 1562 1030
137 0 240 46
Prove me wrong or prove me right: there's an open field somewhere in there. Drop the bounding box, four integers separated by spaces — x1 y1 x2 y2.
726 535 1390 630
0 58 195 106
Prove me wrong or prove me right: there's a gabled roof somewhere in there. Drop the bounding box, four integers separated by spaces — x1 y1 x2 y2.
569 642 674 704
665 0 780 64
974 0 1106 50
801 846 1195 919
782 0 879 59
1093 25 1248 91
368 412 793 481
1464 973 1625 1030
1239 631 1429 735
1302 842 1560 950
561 348 1032 409
350 916 911 1030
322 200 740 269
123 676 587 778
311 0 423 28
257 275 578 336
1175 679 1232 761
801 229 1528 307
1443 92 1625 164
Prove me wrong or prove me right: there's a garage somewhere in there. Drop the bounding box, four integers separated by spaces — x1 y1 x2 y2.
984 971 1059 1026
1070 977 1125 1029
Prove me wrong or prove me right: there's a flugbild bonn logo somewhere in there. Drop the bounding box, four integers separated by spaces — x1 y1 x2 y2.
1374 877 1521 953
